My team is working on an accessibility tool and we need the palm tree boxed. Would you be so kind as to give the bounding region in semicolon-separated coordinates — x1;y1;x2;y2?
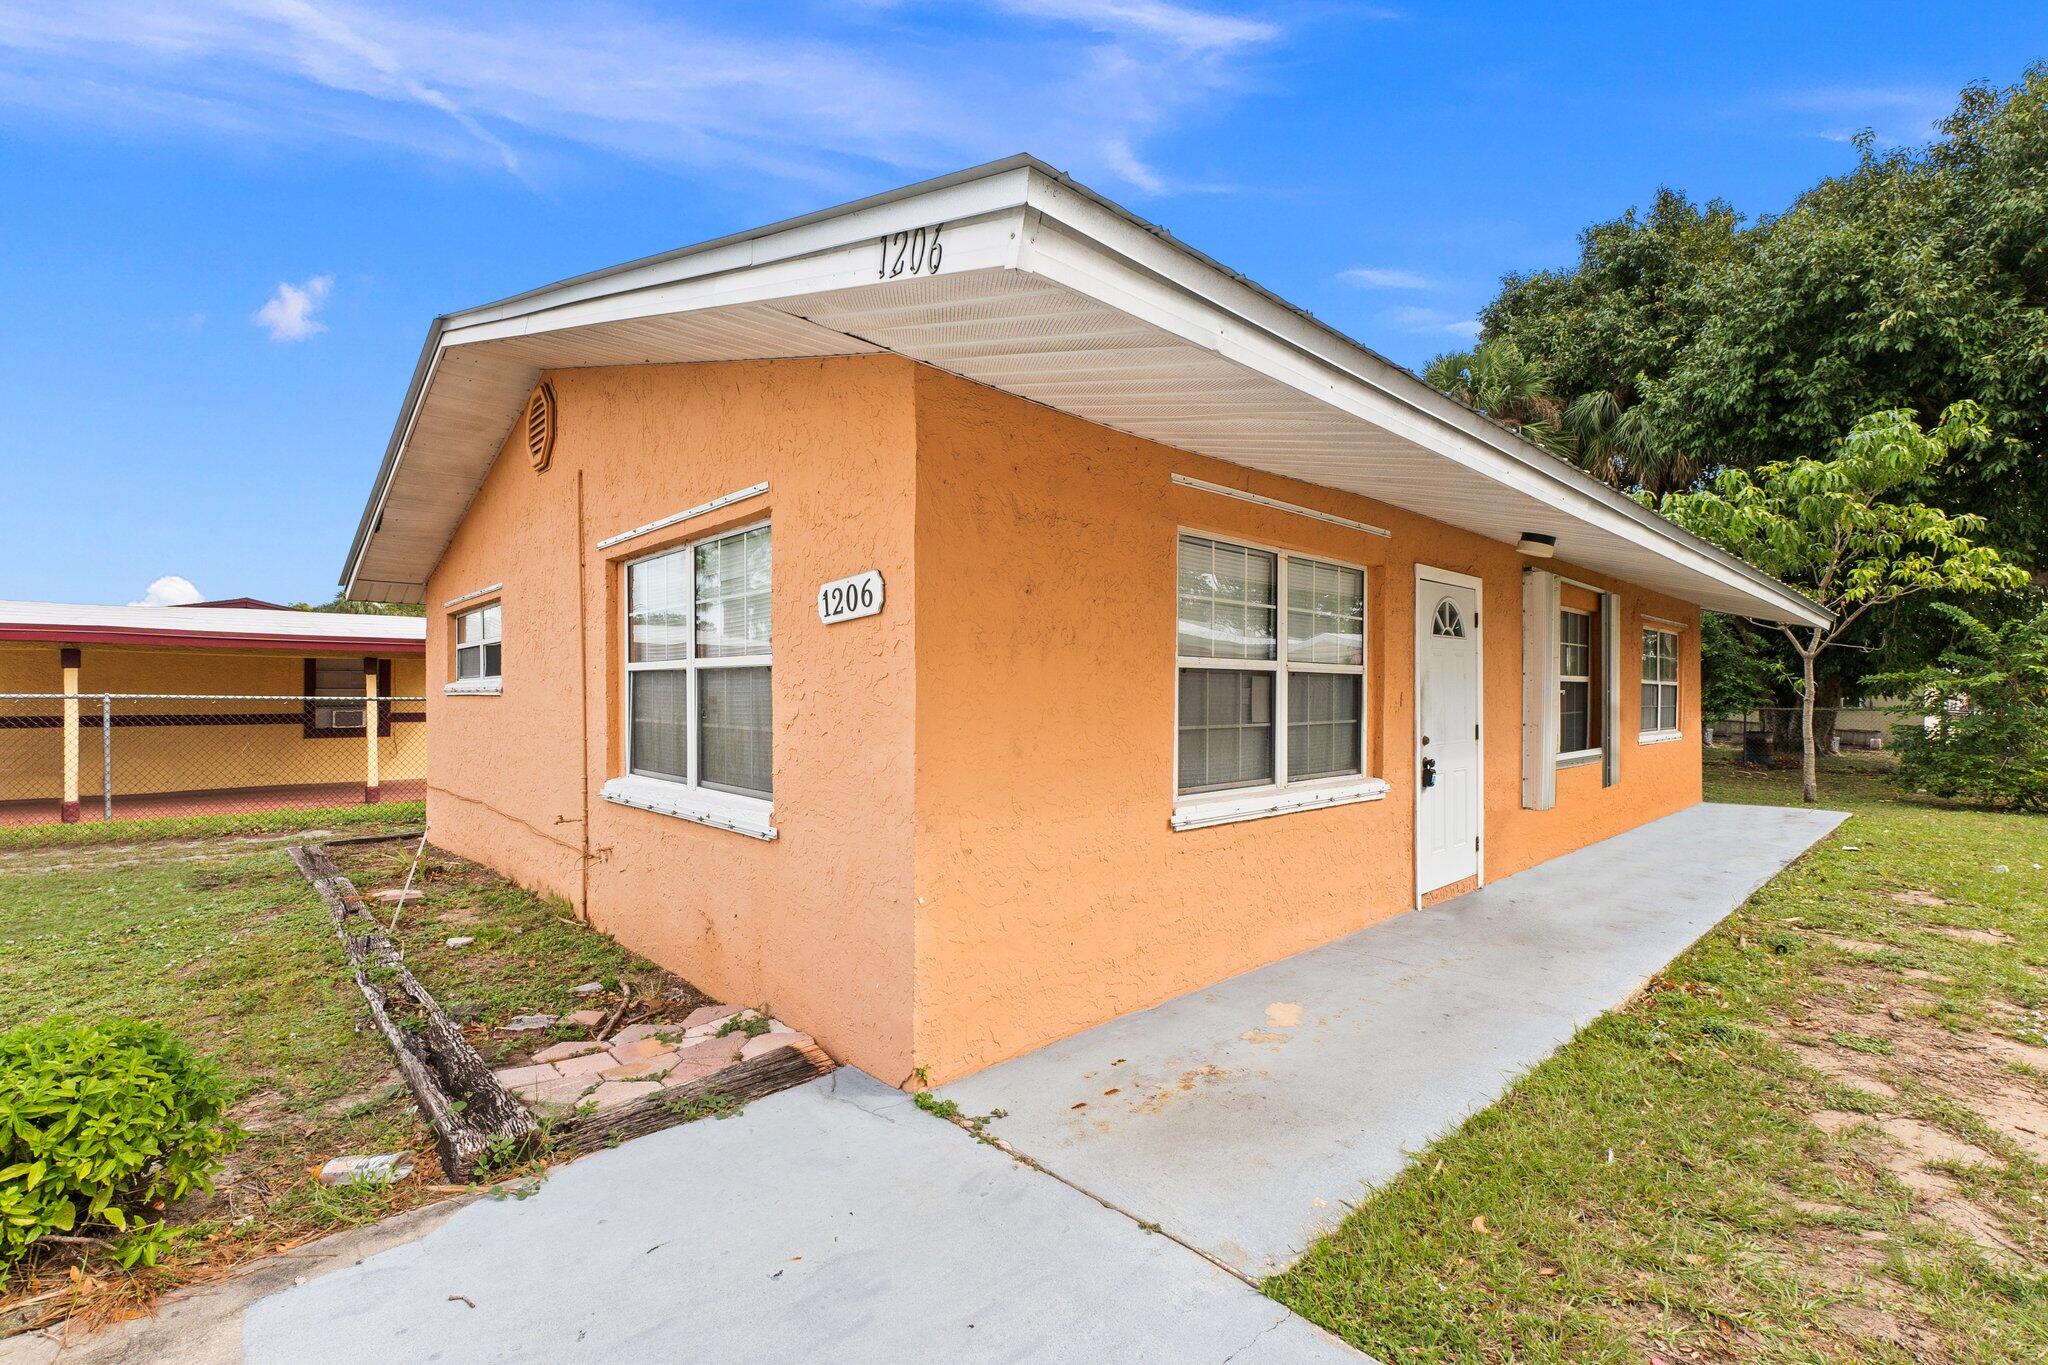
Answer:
1562;387;1701;497
1420;340;1572;457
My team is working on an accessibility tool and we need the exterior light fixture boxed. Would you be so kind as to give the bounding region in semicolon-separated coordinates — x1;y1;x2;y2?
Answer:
1517;532;1557;558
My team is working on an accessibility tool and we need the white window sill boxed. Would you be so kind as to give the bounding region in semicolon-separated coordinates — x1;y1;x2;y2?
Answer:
1556;748;1602;769
1172;776;1390;832
600;774;777;841
443;678;502;696
1638;730;1685;746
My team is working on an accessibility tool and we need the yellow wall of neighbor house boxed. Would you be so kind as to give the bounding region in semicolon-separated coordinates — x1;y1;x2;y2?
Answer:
422;357;922;1086
0;642;424;800
416;354;1703;1088
906;366;1701;1080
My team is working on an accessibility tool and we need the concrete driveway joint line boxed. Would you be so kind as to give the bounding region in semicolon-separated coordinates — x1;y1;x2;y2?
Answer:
937;801;1848;1277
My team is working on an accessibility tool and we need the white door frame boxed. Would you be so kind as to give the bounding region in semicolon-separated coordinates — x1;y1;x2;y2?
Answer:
1413;565;1485;907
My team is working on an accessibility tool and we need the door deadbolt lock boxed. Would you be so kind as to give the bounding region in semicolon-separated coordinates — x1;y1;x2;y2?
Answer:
1421;756;1438;789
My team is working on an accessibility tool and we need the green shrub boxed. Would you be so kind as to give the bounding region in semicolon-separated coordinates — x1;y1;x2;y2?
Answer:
0;1018;237;1271
1879;602;2048;811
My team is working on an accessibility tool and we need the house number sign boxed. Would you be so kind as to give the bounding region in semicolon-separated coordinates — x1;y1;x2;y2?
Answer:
818;570;885;624
877;223;944;279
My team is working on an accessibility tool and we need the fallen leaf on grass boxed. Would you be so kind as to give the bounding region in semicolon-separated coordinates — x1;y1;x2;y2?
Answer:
1471;1215;1494;1235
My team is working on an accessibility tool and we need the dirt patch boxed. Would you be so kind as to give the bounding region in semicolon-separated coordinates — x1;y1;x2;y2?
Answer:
1786;960;2048;1266
1890;890;1948;908
1923;925;2015;946
1818;934;1893;955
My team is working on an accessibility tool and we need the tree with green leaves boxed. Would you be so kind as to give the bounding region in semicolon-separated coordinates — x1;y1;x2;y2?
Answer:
1658;402;2027;802
1482;65;2048;575
1876;601;2048;811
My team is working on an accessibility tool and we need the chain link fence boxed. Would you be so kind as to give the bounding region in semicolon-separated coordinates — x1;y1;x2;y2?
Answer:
0;692;425;842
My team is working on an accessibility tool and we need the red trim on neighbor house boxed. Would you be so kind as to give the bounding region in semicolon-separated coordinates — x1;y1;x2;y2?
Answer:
59;800;80;824
364;785;381;805
0;624;424;653
59;647;81;670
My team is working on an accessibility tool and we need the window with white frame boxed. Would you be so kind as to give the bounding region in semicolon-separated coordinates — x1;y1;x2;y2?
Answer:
624;524;772;800
1641;627;1680;735
1558;607;1596;757
1175;534;1365;796
454;603;502;683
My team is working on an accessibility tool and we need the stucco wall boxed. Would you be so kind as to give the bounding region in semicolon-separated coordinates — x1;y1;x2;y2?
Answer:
415;353;1703;1087
907;367;1701;1080
422;357;922;1084
0;642;424;800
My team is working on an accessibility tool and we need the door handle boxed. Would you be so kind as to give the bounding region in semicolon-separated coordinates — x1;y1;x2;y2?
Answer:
1421;756;1437;789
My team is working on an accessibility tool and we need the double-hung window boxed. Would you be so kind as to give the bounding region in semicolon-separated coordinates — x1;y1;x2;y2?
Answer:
1174;533;1371;818
1641;627;1680;737
1558;608;1596;758
621;524;773;812
451;603;502;691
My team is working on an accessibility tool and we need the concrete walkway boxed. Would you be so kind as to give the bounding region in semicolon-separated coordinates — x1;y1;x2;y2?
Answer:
937;801;1847;1277
235;1069;1363;1364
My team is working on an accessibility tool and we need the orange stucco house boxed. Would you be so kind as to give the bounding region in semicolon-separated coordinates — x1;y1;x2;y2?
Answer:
340;158;1824;1086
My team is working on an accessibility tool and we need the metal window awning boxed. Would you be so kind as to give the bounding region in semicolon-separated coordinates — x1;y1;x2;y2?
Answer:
340;155;1826;628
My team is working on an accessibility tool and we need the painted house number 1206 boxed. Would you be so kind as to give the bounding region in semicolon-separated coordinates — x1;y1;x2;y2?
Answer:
878;223;944;279
818;570;885;624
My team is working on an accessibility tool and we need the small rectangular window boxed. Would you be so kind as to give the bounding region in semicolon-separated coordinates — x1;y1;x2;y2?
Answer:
1558;608;1595;756
1641;628;1680;736
312;658;366;731
455;603;502;683
624;524;772;799
1176;534;1365;797
305;657;389;737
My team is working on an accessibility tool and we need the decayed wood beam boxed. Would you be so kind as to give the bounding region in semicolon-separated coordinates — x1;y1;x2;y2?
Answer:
550;1040;834;1157
290;843;538;1178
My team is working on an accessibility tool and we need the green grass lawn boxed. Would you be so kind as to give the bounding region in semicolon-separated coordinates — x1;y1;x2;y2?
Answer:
1270;752;2048;1363
0;799;426;851
0;828;700;1327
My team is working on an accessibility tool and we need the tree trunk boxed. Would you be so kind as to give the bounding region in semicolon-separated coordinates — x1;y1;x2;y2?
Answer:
1799;653;1819;804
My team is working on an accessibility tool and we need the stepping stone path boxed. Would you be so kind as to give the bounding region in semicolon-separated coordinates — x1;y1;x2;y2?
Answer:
493;1006;812;1117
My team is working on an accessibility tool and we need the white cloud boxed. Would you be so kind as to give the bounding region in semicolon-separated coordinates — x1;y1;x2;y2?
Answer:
253;274;333;341
1777;84;1952;147
989;0;1278;51
1340;266;1437;290
1100;136;1166;192
130;574;204;607
1380;305;1480;337
0;0;1294;195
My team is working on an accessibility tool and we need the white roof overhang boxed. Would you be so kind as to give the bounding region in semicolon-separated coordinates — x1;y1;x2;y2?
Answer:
341;155;1825;627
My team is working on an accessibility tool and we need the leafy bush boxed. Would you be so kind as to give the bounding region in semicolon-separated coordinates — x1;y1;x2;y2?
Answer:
0;1018;237;1270
1880;602;2048;811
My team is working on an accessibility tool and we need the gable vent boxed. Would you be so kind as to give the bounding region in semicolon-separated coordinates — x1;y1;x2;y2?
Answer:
524;382;557;473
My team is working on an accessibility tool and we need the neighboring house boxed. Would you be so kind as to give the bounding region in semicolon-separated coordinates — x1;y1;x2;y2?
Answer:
339;157;1826;1086
0;600;426;822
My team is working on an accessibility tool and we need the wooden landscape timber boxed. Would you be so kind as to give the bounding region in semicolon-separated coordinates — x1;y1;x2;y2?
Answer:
548;1037;835;1157
289;842;538;1178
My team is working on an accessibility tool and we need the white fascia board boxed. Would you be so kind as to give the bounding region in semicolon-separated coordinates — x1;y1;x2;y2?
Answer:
441;176;1034;345
1016;171;1827;628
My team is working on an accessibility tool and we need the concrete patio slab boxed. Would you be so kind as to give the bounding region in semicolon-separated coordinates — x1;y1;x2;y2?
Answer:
239;1069;1365;1364
937;801;1847;1278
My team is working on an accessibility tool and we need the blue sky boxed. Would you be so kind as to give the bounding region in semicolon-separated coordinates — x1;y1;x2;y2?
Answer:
2;1;2043;606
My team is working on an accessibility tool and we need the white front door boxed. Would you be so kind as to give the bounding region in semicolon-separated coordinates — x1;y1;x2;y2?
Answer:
1416;574;1482;894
